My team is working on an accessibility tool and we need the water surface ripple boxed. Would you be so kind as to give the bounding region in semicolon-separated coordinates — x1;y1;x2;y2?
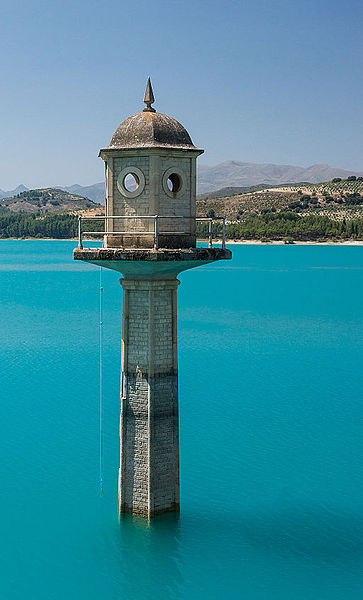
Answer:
1;241;362;599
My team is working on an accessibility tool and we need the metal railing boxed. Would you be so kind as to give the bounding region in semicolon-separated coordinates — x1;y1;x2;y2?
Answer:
77;215;226;250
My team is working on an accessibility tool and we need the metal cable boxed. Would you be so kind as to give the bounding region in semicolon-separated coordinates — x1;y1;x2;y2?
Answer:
100;266;104;495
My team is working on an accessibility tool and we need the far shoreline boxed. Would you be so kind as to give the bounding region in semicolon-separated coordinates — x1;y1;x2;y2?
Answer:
217;239;363;246
1;238;363;246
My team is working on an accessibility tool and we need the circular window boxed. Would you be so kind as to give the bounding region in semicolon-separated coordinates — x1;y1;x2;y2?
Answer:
162;167;185;198
167;173;181;194
123;172;139;192
117;166;145;198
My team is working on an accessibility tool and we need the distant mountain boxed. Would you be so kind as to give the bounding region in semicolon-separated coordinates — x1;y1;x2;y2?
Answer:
61;182;105;204
0;183;104;205
58;163;363;200
0;184;28;200
197;162;363;194
3;162;363;201
0;188;100;213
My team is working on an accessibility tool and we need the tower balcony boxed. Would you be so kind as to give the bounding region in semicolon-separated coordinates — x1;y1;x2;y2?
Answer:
76;214;227;252
73;214;231;279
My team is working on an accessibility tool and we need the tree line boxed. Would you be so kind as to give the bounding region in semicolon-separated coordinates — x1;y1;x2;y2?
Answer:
1;210;363;241
0;213;107;239
0;213;78;238
200;212;363;241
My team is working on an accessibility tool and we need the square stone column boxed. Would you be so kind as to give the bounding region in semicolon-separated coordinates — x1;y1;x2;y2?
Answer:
119;279;180;517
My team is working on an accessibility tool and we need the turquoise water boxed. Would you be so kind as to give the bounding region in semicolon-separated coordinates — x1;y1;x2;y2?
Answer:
1;241;363;599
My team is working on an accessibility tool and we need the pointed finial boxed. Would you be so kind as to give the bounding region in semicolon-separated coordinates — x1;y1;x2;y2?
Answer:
143;77;156;112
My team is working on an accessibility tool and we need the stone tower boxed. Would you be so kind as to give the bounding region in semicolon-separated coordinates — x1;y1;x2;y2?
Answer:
74;79;231;517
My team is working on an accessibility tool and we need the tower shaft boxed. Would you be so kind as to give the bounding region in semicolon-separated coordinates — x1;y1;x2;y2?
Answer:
119;279;180;517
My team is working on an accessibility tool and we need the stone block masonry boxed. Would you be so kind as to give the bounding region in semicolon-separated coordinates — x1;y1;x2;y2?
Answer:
119;279;180;517
103;150;198;249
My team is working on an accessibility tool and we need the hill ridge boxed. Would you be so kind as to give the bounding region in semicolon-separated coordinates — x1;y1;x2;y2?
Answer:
0;188;101;214
2;162;362;202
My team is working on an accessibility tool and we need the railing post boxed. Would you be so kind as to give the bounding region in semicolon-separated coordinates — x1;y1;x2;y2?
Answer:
209;218;213;248
222;216;226;250
102;215;106;248
154;215;158;250
78;217;83;249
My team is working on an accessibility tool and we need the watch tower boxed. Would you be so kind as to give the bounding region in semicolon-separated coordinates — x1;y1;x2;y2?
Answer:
74;79;231;517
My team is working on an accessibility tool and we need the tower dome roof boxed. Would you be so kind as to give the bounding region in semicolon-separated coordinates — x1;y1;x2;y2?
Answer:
102;78;201;152
107;111;197;150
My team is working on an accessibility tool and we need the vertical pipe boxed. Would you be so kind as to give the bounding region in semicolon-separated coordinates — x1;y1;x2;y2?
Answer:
78;217;83;249
147;287;154;518
222;216;226;250
100;267;103;495
172;281;180;510
108;158;114;234
209;219;213;248
190;158;196;236
119;280;129;515
154;215;159;250
149;155;160;218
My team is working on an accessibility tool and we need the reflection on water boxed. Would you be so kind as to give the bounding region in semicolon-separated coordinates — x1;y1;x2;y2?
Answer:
117;514;182;600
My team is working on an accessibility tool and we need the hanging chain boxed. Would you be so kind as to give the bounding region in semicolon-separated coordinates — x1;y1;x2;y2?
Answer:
100;266;104;495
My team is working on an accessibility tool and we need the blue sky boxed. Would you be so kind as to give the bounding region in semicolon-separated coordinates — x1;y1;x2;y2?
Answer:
0;0;362;189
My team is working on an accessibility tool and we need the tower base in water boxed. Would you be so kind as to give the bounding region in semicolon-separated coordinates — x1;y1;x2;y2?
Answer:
119;279;179;517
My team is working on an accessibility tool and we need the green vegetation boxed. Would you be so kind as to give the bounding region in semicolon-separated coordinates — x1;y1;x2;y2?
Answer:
286;177;363;196
0;213;104;239
286;191;363;212
2;210;362;242
0;213;79;238
197;212;363;241
224;213;363;241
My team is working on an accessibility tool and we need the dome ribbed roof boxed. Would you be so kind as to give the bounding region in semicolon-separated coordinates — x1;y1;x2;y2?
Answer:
107;111;197;150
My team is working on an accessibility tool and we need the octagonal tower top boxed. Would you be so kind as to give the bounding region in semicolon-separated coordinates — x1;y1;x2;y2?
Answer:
99;79;204;250
74;78;231;269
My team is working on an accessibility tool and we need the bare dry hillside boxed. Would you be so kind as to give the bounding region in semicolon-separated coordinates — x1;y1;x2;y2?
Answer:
196;179;363;222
